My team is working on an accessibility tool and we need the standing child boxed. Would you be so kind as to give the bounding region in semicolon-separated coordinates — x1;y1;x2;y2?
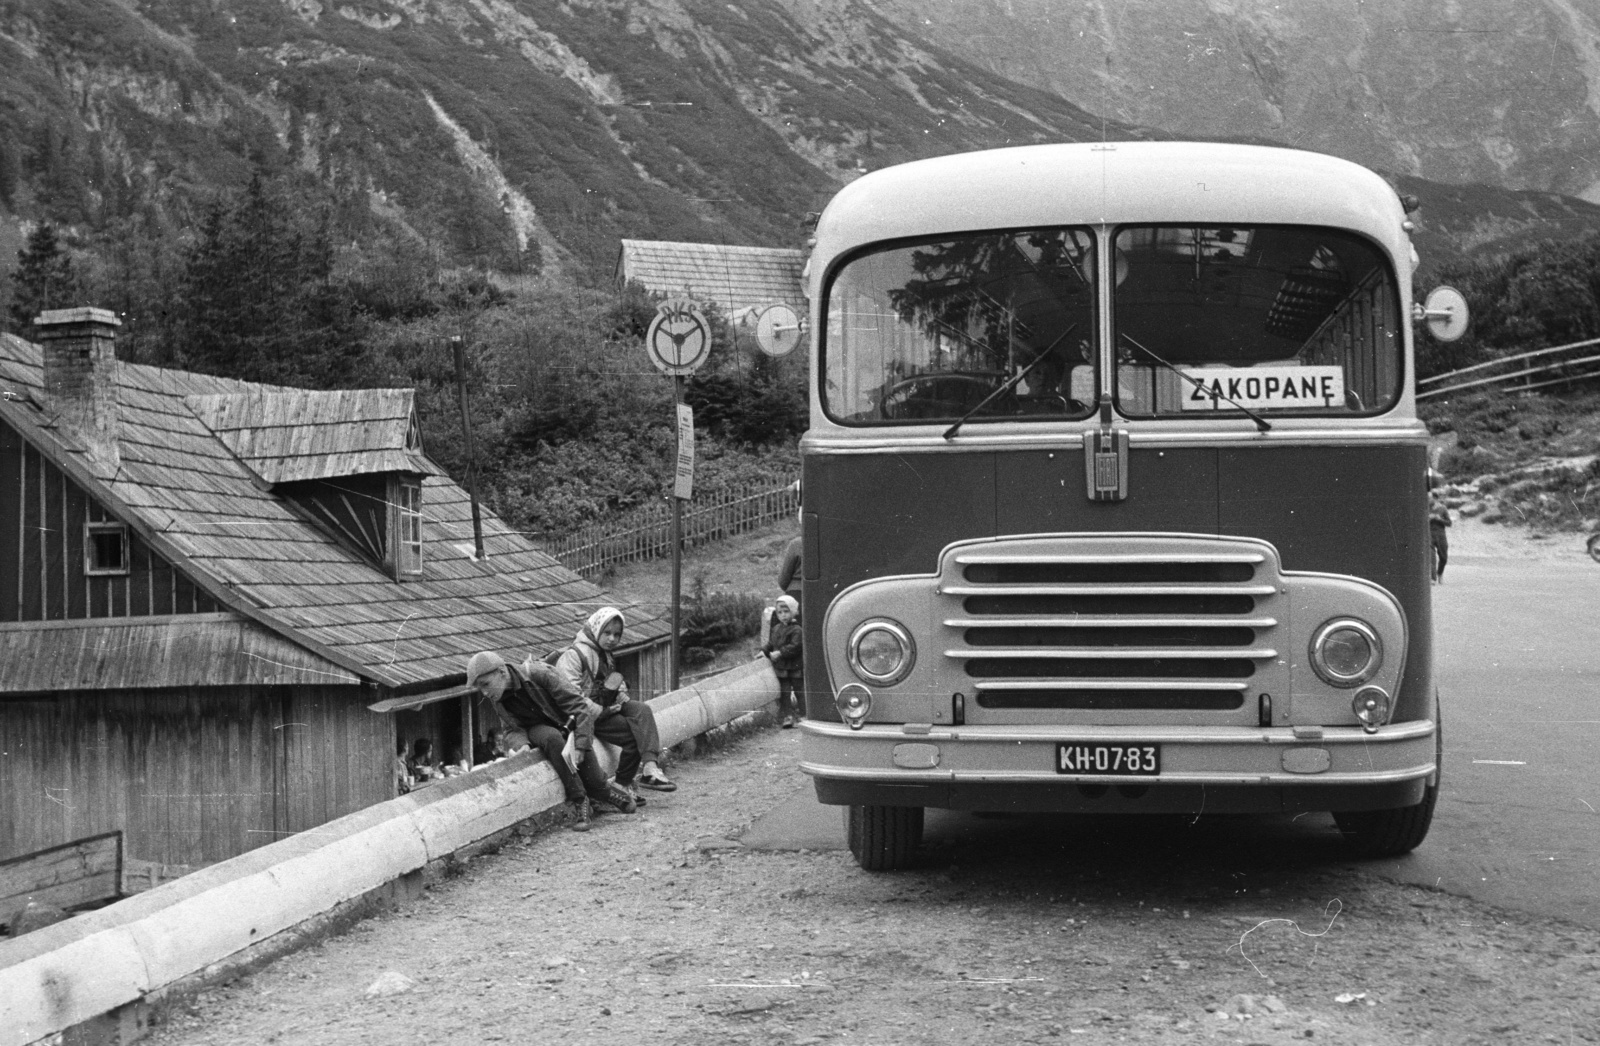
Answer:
1429;491;1452;582
763;595;804;728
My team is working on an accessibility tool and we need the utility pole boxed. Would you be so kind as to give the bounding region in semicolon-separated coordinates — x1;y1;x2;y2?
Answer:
451;336;485;561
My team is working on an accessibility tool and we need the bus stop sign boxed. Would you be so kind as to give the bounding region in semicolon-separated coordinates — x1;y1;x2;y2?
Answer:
646;299;711;376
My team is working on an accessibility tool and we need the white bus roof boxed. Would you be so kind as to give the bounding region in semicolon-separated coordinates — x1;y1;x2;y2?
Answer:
813;141;1409;274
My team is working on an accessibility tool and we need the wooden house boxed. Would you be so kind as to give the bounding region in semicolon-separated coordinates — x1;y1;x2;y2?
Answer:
0;309;671;872
615;239;806;324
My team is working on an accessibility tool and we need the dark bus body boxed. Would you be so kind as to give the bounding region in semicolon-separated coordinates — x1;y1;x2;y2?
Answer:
796;142;1442;869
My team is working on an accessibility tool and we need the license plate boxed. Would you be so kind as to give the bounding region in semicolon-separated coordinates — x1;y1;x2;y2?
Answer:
1055;743;1160;776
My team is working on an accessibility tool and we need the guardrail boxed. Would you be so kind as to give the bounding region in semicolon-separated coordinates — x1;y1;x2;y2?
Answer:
1419;335;1600;400
0;659;780;1046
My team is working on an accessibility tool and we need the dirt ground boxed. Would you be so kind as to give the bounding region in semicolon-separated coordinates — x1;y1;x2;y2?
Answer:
138;517;1600;1046
142;723;1600;1046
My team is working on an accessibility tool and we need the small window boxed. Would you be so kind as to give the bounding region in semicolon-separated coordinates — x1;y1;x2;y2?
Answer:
395;478;423;577
85;521;130;576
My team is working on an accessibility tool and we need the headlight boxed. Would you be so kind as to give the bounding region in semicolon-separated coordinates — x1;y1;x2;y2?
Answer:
835;684;872;730
848;618;916;685
1309;618;1382;688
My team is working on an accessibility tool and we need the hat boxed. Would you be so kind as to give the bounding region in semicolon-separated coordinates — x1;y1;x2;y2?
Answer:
776;595;799;615
465;651;506;685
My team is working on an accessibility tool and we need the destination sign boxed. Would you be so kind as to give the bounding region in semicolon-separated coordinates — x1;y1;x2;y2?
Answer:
1177;365;1346;411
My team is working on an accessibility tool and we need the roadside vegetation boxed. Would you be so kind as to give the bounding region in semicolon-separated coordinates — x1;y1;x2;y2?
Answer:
1;173;805;541
1424;391;1600;532
1417;232;1600;533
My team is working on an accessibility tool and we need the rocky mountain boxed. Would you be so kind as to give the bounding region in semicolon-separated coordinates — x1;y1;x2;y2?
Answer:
1;0;1599;289
874;0;1600;202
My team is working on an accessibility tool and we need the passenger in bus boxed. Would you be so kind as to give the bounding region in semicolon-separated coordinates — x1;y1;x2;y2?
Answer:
468;649;636;833
1429;492;1452;582
763;595;804;728
556;608;678;796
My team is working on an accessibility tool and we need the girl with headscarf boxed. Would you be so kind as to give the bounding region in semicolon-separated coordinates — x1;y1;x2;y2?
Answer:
762;595;804;728
555;607;677;794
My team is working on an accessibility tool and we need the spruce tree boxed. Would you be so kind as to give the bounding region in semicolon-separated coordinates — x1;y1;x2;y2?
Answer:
177;174;368;388
8;223;82;334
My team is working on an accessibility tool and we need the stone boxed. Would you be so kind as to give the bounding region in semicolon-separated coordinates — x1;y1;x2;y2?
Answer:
364;971;417;997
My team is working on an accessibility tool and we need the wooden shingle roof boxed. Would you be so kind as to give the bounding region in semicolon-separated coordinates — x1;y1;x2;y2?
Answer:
187;388;442;485
0;334;669;692
615;239;806;321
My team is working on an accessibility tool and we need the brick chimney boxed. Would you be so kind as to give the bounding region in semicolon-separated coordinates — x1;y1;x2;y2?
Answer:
33;307;122;470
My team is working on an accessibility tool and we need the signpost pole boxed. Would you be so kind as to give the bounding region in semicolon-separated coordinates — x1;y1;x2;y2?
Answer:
670;374;684;692
644;298;709;693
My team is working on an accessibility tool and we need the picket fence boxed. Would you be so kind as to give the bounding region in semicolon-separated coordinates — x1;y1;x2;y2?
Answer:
545;478;800;578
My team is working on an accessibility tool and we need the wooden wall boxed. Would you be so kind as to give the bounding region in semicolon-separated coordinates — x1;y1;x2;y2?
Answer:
0;685;393;866
623;641;674;699
1;419;219;622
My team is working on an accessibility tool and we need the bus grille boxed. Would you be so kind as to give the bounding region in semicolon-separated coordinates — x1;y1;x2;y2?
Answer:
941;538;1282;713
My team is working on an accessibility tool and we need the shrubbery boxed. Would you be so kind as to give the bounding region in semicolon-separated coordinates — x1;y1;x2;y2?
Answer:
4;171;807;542
1426;232;1600;379
678;576;767;666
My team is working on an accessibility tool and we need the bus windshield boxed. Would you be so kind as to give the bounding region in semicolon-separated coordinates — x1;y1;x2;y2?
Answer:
823;223;1403;425
824;228;1098;424
1113;224;1402;417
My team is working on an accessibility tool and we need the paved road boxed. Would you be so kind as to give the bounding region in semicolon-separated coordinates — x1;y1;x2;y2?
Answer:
745;541;1600;929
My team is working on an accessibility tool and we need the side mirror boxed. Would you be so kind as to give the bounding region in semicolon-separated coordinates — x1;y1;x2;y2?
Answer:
1414;285;1469;342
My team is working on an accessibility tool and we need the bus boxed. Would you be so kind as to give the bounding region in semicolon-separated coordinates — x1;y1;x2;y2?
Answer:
796;141;1457;870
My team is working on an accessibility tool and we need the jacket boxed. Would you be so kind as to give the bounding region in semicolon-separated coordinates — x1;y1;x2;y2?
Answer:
556;606;629;711
763;618;803;677
777;536;803;599
495;662;594;750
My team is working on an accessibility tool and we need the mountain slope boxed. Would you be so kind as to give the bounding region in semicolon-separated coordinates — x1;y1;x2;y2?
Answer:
0;0;1146;281
1;0;1599;290
872;0;1600;201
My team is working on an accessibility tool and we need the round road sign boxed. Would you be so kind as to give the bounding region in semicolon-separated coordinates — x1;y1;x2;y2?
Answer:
645;299;711;376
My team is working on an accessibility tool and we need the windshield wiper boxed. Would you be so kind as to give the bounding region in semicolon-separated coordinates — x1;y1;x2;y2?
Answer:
943;324;1079;440
1118;333;1272;432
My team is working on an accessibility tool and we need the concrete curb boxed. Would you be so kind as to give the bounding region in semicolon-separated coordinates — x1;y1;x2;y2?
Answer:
0;659;778;1046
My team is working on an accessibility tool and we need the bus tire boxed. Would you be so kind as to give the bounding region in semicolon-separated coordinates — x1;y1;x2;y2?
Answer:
1333;706;1442;857
848;804;924;870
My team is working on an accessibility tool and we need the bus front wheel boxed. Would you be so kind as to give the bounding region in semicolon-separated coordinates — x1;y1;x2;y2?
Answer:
848;804;924;870
1333;711;1442;857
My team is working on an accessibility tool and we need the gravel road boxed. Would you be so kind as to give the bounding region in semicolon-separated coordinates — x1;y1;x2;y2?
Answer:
143;722;1600;1046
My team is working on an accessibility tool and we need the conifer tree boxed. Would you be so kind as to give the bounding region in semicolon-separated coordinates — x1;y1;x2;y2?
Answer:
177;174;368;388
7;223;82;334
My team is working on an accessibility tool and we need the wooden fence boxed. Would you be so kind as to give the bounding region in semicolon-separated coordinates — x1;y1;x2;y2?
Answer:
1420;335;1600;400
545;478;800;578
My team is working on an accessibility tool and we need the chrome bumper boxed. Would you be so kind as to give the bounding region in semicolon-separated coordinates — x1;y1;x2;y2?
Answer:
799;719;1438;813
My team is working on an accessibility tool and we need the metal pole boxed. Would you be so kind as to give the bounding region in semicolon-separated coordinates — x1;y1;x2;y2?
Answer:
451;336;485;560
670;374;683;691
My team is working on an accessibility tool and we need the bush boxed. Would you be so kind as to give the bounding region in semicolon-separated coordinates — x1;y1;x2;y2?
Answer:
679;576;766;654
1439;444;1500;479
